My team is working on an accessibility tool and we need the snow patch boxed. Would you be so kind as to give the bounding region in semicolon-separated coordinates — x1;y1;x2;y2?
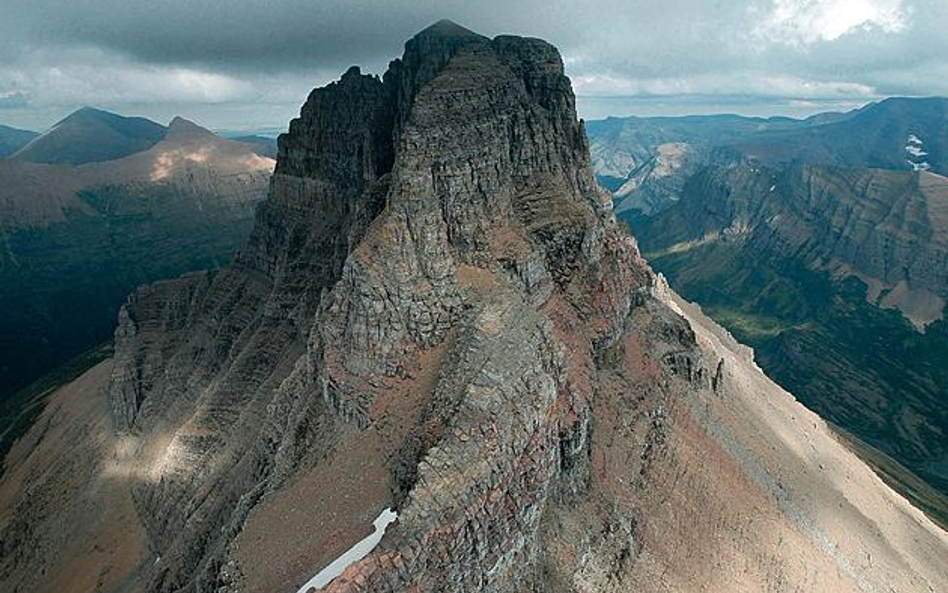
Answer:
296;508;398;593
906;134;931;172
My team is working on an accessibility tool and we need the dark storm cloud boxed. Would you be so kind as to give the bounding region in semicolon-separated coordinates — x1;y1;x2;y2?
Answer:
5;0;567;72
1;0;946;129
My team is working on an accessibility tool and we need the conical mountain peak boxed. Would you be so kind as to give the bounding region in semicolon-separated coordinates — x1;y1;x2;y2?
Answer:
415;19;483;40
11;106;167;165
165;116;216;141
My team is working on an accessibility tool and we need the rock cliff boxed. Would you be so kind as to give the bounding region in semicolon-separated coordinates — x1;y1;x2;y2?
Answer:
1;21;946;593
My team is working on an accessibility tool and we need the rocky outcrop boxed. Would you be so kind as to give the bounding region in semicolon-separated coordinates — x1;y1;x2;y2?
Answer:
2;21;946;593
99;24;645;591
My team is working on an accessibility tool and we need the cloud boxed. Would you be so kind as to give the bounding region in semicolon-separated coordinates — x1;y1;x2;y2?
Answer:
0;46;253;105
0;91;28;109
0;0;944;129
573;73;876;99
753;0;911;46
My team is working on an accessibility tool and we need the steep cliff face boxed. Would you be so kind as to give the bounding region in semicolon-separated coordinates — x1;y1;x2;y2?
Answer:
2;22;946;593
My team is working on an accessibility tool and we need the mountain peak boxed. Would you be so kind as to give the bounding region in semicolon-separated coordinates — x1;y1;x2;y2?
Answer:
168;115;194;127
416;19;481;39
56;106;141;127
165;116;215;141
71;105;105;116
400;19;489;67
70;105;110;118
12;107;167;165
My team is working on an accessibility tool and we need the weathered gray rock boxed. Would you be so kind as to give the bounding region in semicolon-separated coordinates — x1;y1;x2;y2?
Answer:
96;22;653;592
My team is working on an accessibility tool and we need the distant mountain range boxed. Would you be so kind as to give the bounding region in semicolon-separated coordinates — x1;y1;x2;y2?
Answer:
590;97;948;215
725;97;948;174
587;111;844;214
2;108;279;164
588;97;948;505
0;108;275;457
227;134;279;158
0;124;39;158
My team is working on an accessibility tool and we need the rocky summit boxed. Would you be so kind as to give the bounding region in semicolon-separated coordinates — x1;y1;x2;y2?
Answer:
1;21;946;593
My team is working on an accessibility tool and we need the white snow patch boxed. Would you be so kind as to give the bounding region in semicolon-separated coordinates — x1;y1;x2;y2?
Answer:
296;508;397;593
906;134;931;171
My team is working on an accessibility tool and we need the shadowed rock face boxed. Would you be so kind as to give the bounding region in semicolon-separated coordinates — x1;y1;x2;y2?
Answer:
2;22;947;593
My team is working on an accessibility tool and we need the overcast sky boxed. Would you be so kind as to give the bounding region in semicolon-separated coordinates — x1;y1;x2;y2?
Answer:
1;0;946;131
